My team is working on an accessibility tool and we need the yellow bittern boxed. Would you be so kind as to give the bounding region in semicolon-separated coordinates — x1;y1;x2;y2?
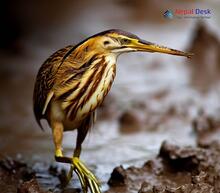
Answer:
33;29;191;193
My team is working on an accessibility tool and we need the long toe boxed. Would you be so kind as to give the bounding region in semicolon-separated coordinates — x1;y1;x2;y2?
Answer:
72;157;101;193
74;168;88;193
66;165;74;184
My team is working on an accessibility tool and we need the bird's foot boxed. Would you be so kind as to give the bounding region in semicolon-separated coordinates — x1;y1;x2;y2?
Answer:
55;149;72;164
67;157;101;193
54;150;101;193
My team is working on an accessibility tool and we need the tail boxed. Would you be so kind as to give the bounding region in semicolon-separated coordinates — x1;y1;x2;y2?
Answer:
35;116;45;131
33;104;45;131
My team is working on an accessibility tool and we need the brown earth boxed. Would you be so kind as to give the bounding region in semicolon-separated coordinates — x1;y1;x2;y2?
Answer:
107;140;220;193
2;133;220;193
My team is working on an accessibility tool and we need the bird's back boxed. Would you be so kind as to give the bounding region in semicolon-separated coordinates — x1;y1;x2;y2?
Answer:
33;45;74;128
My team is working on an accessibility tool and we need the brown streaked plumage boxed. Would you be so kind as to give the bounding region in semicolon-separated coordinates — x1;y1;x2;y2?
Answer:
33;29;192;193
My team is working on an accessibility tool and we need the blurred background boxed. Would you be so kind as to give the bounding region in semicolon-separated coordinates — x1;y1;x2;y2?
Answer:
0;0;220;191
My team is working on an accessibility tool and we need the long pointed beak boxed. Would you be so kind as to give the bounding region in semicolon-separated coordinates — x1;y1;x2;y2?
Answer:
130;39;193;58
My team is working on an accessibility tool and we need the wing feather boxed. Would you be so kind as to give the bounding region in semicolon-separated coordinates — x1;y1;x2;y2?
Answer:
33;45;74;129
33;39;95;130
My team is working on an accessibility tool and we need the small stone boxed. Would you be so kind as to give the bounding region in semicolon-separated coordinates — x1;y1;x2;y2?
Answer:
108;166;127;186
17;178;47;193
119;110;145;133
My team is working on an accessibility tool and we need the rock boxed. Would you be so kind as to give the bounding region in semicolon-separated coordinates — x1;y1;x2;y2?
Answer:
138;181;214;193
0;157;35;193
138;182;154;193
119;110;146;133
108;166;127;186
192;111;220;147
106;141;220;193
188;22;220;91
18;179;48;193
159;141;199;171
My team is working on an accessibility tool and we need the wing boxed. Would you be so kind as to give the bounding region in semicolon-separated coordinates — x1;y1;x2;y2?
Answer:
33;38;97;129
33;45;74;129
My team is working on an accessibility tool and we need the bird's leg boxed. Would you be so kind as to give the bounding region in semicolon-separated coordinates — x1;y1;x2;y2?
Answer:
67;117;101;193
52;121;72;164
51;117;101;192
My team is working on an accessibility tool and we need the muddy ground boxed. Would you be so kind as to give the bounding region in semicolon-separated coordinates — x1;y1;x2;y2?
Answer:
2;119;220;193
1;21;220;193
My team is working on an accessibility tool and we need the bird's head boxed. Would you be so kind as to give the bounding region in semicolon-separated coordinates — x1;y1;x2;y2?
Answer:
86;29;192;58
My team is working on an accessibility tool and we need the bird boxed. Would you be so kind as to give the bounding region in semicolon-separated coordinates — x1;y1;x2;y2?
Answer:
33;29;192;193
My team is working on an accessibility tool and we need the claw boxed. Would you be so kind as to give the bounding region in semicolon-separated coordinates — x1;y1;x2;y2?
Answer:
88;178;96;193
56;155;101;193
76;159;100;185
89;178;101;193
66;165;74;184
71;157;101;193
74;168;88;193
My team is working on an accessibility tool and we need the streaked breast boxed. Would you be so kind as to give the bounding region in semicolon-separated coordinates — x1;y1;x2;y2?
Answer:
62;54;117;122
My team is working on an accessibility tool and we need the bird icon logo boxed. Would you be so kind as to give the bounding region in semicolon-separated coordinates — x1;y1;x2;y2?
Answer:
164;10;174;19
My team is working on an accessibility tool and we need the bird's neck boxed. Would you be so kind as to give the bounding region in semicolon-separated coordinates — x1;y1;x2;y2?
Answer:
103;53;118;66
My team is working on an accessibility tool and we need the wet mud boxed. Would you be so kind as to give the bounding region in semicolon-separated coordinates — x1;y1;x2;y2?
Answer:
107;101;220;193
107;140;220;193
2;135;220;193
0;157;37;193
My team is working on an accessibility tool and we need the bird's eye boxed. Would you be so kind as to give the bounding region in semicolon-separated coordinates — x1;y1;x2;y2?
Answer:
121;38;131;44
103;41;110;46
